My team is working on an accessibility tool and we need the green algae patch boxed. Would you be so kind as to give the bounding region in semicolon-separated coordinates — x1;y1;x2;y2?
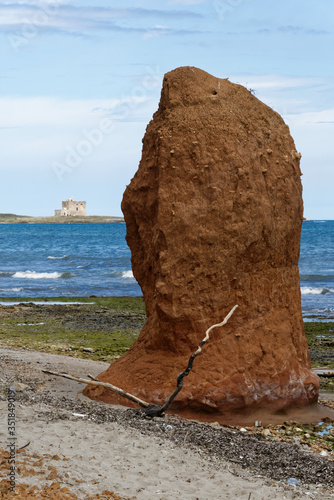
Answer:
1;304;333;370
0;296;145;312
304;322;334;348
0;297;145;363
303;322;334;391
304;322;334;369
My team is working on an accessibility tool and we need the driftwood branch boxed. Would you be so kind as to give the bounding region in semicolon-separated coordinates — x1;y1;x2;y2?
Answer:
42;304;238;418
144;304;239;417
42;369;151;408
315;371;334;378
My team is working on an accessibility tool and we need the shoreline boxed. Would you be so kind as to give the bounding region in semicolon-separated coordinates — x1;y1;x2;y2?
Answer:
1;345;334;499
0;296;333;366
0;215;124;224
0;298;333;498
0;297;333;413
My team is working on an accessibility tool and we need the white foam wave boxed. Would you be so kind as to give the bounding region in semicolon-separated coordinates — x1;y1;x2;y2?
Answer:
13;271;63;280
0;287;24;292
48;255;68;260
122;270;134;279
301;286;334;295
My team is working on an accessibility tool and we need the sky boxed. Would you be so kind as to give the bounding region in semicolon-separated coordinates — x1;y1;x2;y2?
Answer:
0;0;333;219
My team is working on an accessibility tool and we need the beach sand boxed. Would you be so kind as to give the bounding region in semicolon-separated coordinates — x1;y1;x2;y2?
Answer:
1;346;334;500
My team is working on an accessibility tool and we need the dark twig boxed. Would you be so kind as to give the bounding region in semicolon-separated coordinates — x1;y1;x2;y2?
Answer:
41;305;238;418
144;305;238;417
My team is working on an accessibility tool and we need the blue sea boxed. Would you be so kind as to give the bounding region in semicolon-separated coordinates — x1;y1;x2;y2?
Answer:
0;223;141;298
0;221;333;319
299;220;334;320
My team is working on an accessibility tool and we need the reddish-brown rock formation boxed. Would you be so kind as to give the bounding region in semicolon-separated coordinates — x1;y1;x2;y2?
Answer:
84;66;319;421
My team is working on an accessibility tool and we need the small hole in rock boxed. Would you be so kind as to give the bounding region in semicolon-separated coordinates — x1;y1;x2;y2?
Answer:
212;90;217;95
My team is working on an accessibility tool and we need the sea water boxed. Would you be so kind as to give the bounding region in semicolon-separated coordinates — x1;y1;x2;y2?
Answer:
0;221;333;319
300;220;334;319
0;223;141;298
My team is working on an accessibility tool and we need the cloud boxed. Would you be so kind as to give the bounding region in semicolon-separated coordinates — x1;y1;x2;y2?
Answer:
225;74;334;119
287;108;334;127
228;74;328;91
0;97;113;128
251;24;329;36
0;95;157;129
167;0;207;4
0;2;202;39
142;24;204;39
278;25;329;36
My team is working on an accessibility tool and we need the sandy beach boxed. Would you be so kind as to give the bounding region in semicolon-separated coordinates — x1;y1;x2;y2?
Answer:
1;346;334;500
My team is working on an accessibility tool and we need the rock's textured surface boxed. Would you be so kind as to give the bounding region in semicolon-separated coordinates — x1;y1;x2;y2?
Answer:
84;67;319;420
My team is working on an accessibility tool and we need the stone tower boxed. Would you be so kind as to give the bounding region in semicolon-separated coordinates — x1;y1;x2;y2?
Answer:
55;198;86;216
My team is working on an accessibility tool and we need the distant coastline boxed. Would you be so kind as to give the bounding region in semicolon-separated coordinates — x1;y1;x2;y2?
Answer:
0;214;124;224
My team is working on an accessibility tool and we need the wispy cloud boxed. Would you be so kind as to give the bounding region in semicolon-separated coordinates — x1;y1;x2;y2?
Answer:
142;24;205;39
278;25;329;36
227;74;331;91
167;0;207;4
226;74;334;118
229;74;328;91
0;95;156;129
0;97;106;128
287;108;334;127
0;2;202;38
256;25;329;36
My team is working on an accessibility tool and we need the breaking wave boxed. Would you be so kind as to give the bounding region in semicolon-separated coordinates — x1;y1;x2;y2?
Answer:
122;270;134;279
301;286;334;295
12;271;73;280
0;287;24;292
47;255;68;260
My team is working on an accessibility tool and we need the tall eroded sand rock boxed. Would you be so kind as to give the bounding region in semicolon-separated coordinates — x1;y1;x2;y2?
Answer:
84;67;319;419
